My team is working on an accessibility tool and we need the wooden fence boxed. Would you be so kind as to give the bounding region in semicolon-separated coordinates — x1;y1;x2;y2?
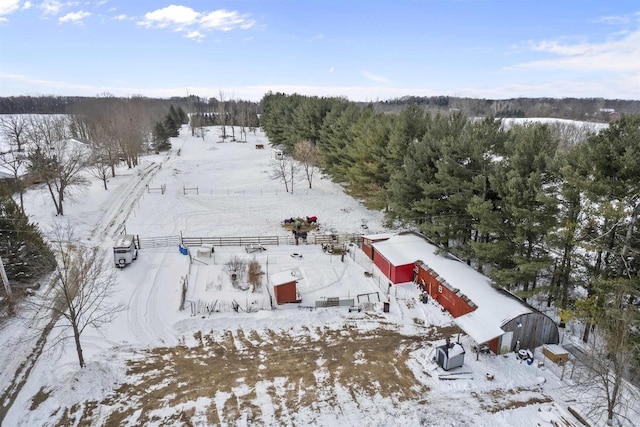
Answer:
133;233;363;249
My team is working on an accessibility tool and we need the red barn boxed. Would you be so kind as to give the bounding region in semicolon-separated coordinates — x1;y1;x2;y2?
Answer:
272;268;302;304
370;233;423;284
361;233;395;260
366;232;559;354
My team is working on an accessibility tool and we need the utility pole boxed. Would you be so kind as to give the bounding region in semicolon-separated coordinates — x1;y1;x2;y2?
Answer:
0;256;13;313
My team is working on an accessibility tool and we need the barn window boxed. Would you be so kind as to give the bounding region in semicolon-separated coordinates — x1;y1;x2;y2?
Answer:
438;285;442;293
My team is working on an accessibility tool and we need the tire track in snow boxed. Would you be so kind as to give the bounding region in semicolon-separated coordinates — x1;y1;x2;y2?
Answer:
90;161;162;239
1;159;165;421
126;250;177;345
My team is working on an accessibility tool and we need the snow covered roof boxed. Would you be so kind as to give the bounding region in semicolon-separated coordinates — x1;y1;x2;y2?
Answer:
362;233;395;241
374;233;532;343
371;234;424;265
271;267;303;287
453;311;505;344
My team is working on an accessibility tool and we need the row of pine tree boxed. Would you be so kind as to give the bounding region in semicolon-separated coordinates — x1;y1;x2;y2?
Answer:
260;92;639;346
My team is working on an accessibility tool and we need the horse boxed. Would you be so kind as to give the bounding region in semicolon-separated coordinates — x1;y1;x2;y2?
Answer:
292;230;308;245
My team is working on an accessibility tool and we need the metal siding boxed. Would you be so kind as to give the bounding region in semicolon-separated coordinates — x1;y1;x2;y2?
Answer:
501;313;559;351
395;263;415;283
373;251;393;282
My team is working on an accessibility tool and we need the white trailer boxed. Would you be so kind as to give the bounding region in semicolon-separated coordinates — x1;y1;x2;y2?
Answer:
113;234;138;268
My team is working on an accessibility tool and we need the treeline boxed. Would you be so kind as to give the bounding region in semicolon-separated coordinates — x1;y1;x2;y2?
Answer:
0;95;263;118
378;96;640;121
261;92;639;343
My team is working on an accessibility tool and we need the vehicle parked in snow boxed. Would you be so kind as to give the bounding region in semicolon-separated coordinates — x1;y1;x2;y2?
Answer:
113;234;138;268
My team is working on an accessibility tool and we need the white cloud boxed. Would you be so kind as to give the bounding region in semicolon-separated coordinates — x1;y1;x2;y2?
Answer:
329;67;334;74
138;4;199;30
40;0;63;15
595;11;640;25
200;9;254;31
510;21;640;74
186;30;204;42
138;5;254;39
58;10;89;25
0;0;21;16
362;71;390;83
112;14;129;21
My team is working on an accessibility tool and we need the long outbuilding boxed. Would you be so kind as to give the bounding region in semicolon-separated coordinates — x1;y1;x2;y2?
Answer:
368;232;559;354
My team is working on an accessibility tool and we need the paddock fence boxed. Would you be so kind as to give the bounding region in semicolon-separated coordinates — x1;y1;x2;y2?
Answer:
132;233;363;250
137;235;181;249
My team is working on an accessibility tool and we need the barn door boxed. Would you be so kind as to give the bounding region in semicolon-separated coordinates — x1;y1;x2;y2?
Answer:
500;331;513;354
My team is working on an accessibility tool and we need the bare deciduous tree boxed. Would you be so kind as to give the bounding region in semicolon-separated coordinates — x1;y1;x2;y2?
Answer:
218;91;228;141
88;150;111;191
269;156;299;193
0;114;28;152
294;140;319;189
29;224;125;368
575;278;640;426
247;260;263;292
28;140;90;216
224;256;247;289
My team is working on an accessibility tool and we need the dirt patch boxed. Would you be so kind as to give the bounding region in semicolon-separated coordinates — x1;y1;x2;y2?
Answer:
281;217;319;233
29;387;52;411
472;386;552;413
50;326;429;425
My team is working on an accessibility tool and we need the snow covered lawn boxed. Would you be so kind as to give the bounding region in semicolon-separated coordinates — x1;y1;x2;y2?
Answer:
1;126;620;426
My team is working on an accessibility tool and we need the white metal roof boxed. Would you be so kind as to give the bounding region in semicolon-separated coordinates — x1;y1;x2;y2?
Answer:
373;233;532;343
362;233;395;241
271;267;303;287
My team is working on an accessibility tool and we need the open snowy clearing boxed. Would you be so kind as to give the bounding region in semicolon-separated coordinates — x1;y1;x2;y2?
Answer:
0;123;628;426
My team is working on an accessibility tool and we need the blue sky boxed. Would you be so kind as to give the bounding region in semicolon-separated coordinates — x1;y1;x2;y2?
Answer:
0;1;638;101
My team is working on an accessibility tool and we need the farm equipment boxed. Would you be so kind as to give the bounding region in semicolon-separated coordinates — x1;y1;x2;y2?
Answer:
245;244;267;253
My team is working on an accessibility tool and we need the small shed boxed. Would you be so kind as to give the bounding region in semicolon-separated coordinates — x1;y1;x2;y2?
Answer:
435;342;465;371
272;268;302;304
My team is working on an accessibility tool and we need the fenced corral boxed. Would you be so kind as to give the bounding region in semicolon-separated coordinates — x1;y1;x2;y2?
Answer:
129;233;362;250
183;186;199;195
182;236;281;247
181;233;362;248
146;183;166;194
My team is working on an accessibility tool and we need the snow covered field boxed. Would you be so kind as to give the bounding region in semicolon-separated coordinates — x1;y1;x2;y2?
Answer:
0;124;630;426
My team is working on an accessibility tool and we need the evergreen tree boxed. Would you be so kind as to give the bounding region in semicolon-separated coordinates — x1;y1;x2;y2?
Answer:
345;107;392;209
573;115;640;342
544;147;588;310
292;96;332;146
163;114;179;137
0;189;56;283
475;123;560;297
413;112;470;248
317;100;360;182
151;122;172;151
